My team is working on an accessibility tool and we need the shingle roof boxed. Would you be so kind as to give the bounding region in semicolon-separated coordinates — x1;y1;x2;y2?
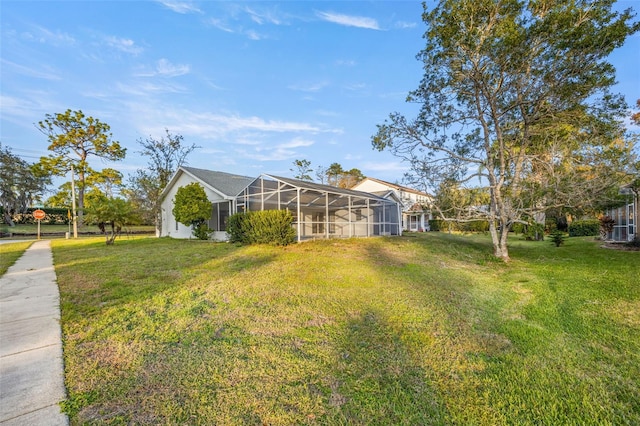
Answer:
182;167;254;197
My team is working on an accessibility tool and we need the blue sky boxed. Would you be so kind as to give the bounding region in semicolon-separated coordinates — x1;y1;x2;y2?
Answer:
2;1;639;188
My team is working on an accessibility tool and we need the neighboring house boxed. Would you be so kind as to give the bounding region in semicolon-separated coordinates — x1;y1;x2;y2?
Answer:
160;167;403;241
352;177;432;232
605;183;638;242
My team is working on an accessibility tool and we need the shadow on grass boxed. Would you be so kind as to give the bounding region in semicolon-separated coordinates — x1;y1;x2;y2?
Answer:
329;309;446;425
53;237;278;321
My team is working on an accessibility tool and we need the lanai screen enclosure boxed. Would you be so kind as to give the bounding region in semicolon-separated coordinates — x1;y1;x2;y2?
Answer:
235;175;402;241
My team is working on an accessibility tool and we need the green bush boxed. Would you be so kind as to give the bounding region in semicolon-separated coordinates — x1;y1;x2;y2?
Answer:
227;210;296;246
428;219;442;231
428;219;488;233
568;220;600;237
550;230;566;247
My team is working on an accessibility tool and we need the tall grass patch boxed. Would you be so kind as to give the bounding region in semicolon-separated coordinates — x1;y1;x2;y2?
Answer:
53;234;639;425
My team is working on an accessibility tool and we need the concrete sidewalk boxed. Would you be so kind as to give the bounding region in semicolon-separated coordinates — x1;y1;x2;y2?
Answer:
0;240;68;425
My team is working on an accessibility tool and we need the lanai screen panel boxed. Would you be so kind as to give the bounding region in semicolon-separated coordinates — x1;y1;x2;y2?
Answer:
236;175;401;241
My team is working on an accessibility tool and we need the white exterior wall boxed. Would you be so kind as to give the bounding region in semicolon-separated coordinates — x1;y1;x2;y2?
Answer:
353;178;431;232
160;172;226;239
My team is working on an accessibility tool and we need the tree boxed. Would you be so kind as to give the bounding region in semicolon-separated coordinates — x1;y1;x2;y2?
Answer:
172;183;212;240
290;159;313;181
85;196;139;245
324;163;365;188
373;0;639;261
0;144;50;226
126;129;197;233
37;109;126;227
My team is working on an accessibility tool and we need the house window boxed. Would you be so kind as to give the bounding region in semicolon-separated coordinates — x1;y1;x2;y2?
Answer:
312;212;325;234
209;201;231;232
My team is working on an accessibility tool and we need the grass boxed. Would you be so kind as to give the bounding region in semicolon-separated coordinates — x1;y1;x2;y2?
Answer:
1;223;154;237
51;233;640;425
0;241;33;275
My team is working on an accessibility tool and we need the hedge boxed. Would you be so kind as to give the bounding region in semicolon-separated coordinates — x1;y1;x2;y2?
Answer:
227;210;296;246
568;220;600;237
428;219;489;232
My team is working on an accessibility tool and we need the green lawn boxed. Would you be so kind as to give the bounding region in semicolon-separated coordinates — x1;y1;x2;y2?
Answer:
51;233;639;425
0;241;33;275
1;223;154;237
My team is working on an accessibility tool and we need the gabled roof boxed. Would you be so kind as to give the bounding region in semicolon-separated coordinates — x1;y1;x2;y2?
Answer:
183;167;254;196
357;176;432;198
161;167;254;200
263;174;394;202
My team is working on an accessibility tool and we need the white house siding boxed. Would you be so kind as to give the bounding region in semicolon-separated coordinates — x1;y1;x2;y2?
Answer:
352;178;432;232
160;172;226;239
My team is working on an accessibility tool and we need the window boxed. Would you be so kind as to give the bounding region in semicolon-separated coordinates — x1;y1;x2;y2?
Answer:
209;201;231;231
312;212;325;234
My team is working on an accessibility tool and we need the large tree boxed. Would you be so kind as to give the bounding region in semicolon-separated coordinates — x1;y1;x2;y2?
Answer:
373;0;639;261
38;109;126;226
126;129;197;233
290;159;313;181
0;144;50;225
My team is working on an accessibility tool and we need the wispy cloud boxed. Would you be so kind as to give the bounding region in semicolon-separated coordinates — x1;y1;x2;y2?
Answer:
1;59;62;80
116;81;187;96
245;6;284;25
316;11;380;30
208;18;235;33
157;0;201;14
395;21;417;29
21;24;76;47
243;137;315;161
133;59;190;77
156;58;190;77
288;81;330;93
105;36;143;55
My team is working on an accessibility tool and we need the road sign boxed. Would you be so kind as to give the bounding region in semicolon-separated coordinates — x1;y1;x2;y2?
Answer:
33;209;46;220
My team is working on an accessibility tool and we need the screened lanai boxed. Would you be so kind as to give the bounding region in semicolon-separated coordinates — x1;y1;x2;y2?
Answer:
235;175;402;241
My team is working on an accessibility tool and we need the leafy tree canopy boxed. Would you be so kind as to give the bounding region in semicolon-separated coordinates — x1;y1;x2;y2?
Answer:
0;143;51;226
172;182;212;239
37;109;126;226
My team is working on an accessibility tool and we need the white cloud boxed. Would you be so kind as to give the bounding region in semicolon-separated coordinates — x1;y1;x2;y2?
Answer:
395;21;417;29
288;81;330;92
156;58;190;77
245;6;284;25
157;1;201;14
22;25;76;47
316;11;380;30
1;59;61;80
208;18;235;33
105;36;143;55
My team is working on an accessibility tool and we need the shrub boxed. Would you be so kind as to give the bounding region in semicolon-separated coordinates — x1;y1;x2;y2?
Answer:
428;219;488;233
598;215;615;240
227;210;296;246
550;230;566;247
568;220;600;237
626;235;640;248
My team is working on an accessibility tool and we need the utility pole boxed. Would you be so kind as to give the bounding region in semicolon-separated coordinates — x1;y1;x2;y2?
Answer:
71;164;78;238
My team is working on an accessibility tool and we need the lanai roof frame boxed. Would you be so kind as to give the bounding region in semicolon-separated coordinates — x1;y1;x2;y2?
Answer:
236;174;402;241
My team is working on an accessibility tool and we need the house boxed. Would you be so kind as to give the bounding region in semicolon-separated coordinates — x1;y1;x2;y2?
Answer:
160;167;403;241
160;167;254;240
605;182;638;242
351;177;432;232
